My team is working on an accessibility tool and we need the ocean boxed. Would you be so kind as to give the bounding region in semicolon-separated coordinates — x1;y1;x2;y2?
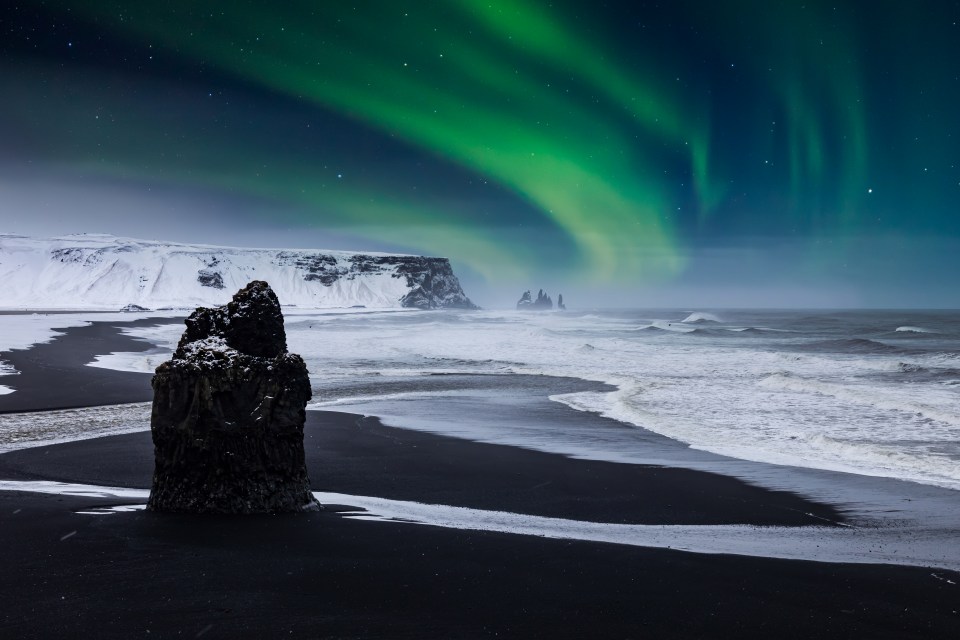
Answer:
292;308;960;491
5;306;960;570
89;308;960;492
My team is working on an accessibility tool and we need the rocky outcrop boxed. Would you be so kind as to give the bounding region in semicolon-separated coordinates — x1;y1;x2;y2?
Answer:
557;294;566;311
278;253;479;309
147;280;318;514
517;289;554;310
393;257;480;310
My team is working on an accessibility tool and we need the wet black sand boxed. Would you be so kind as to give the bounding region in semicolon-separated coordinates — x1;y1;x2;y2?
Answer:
1;322;958;638
0;410;843;527
0;316;182;412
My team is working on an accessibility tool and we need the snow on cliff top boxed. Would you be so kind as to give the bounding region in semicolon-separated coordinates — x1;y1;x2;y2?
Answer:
0;233;470;311
0;232;422;259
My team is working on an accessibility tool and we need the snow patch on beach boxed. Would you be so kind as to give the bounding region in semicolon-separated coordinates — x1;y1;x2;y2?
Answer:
0;311;182;379
0;311;182;353
89;349;173;374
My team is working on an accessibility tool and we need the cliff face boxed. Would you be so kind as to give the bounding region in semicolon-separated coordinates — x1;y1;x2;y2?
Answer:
0;233;479;310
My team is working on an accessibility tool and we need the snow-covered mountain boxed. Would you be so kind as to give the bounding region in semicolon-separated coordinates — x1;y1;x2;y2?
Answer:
0;234;478;310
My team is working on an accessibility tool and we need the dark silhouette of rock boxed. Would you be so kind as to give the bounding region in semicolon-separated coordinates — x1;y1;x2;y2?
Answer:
516;289;554;310
197;268;225;289
558;294;566;311
148;280;318;514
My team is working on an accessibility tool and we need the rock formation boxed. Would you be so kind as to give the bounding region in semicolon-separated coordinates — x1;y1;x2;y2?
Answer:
557;294;566;311
517;289;554;310
147;280;318;514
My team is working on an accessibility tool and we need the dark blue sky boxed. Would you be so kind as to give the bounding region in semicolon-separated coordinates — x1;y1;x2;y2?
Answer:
1;1;958;307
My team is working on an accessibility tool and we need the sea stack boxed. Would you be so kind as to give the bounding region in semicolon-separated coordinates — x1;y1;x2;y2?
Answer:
516;289;554;310
147;280;318;513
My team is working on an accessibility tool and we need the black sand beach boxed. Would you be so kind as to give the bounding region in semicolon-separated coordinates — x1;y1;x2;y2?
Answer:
1;322;959;638
0;317;181;412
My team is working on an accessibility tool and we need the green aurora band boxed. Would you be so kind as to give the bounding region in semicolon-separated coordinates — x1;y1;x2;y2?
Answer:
5;0;955;289
82;0;715;281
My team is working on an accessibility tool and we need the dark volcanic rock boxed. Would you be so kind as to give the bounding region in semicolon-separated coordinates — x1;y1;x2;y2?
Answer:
197;268;225;289
148;280;318;514
516;289;553;310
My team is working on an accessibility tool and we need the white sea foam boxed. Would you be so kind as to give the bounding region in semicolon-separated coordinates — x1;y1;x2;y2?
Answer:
896;326;936;333
1;479;957;570
308;389;464;409
311;491;960;570
0;480;149;499
0;403;150;453
0;385;13;395
757;373;960;429
0;311;183;354
33;308;960;492
0;310;183;382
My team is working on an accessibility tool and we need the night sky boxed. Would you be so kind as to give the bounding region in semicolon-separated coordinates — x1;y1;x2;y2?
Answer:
1;1;958;307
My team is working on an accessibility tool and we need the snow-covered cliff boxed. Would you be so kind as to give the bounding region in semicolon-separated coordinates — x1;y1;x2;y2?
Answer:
0;234;478;310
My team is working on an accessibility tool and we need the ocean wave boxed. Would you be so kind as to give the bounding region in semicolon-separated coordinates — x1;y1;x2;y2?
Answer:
796;433;960;489
685;327;731;337
896;326;938;334
796;338;918;355
632;322;695;333
758;373;960;428
308;389;464;409
60;307;960;492
728;326;794;334
895;362;960;382
681;312;722;324
424;356;523;368
552;382;960;491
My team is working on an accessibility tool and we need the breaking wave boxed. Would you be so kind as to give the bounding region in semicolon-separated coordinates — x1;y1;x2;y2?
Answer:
896;326;937;334
758;373;960;428
681;312;722;324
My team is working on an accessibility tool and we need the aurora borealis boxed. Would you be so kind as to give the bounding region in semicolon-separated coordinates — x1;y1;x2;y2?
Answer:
1;1;958;306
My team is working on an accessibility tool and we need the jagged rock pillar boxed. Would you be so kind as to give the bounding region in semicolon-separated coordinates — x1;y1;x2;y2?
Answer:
147;280;318;513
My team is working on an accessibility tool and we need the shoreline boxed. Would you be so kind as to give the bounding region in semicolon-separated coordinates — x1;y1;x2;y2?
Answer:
1;319;959;637
0;316;182;413
2;414;959;638
0;410;845;527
